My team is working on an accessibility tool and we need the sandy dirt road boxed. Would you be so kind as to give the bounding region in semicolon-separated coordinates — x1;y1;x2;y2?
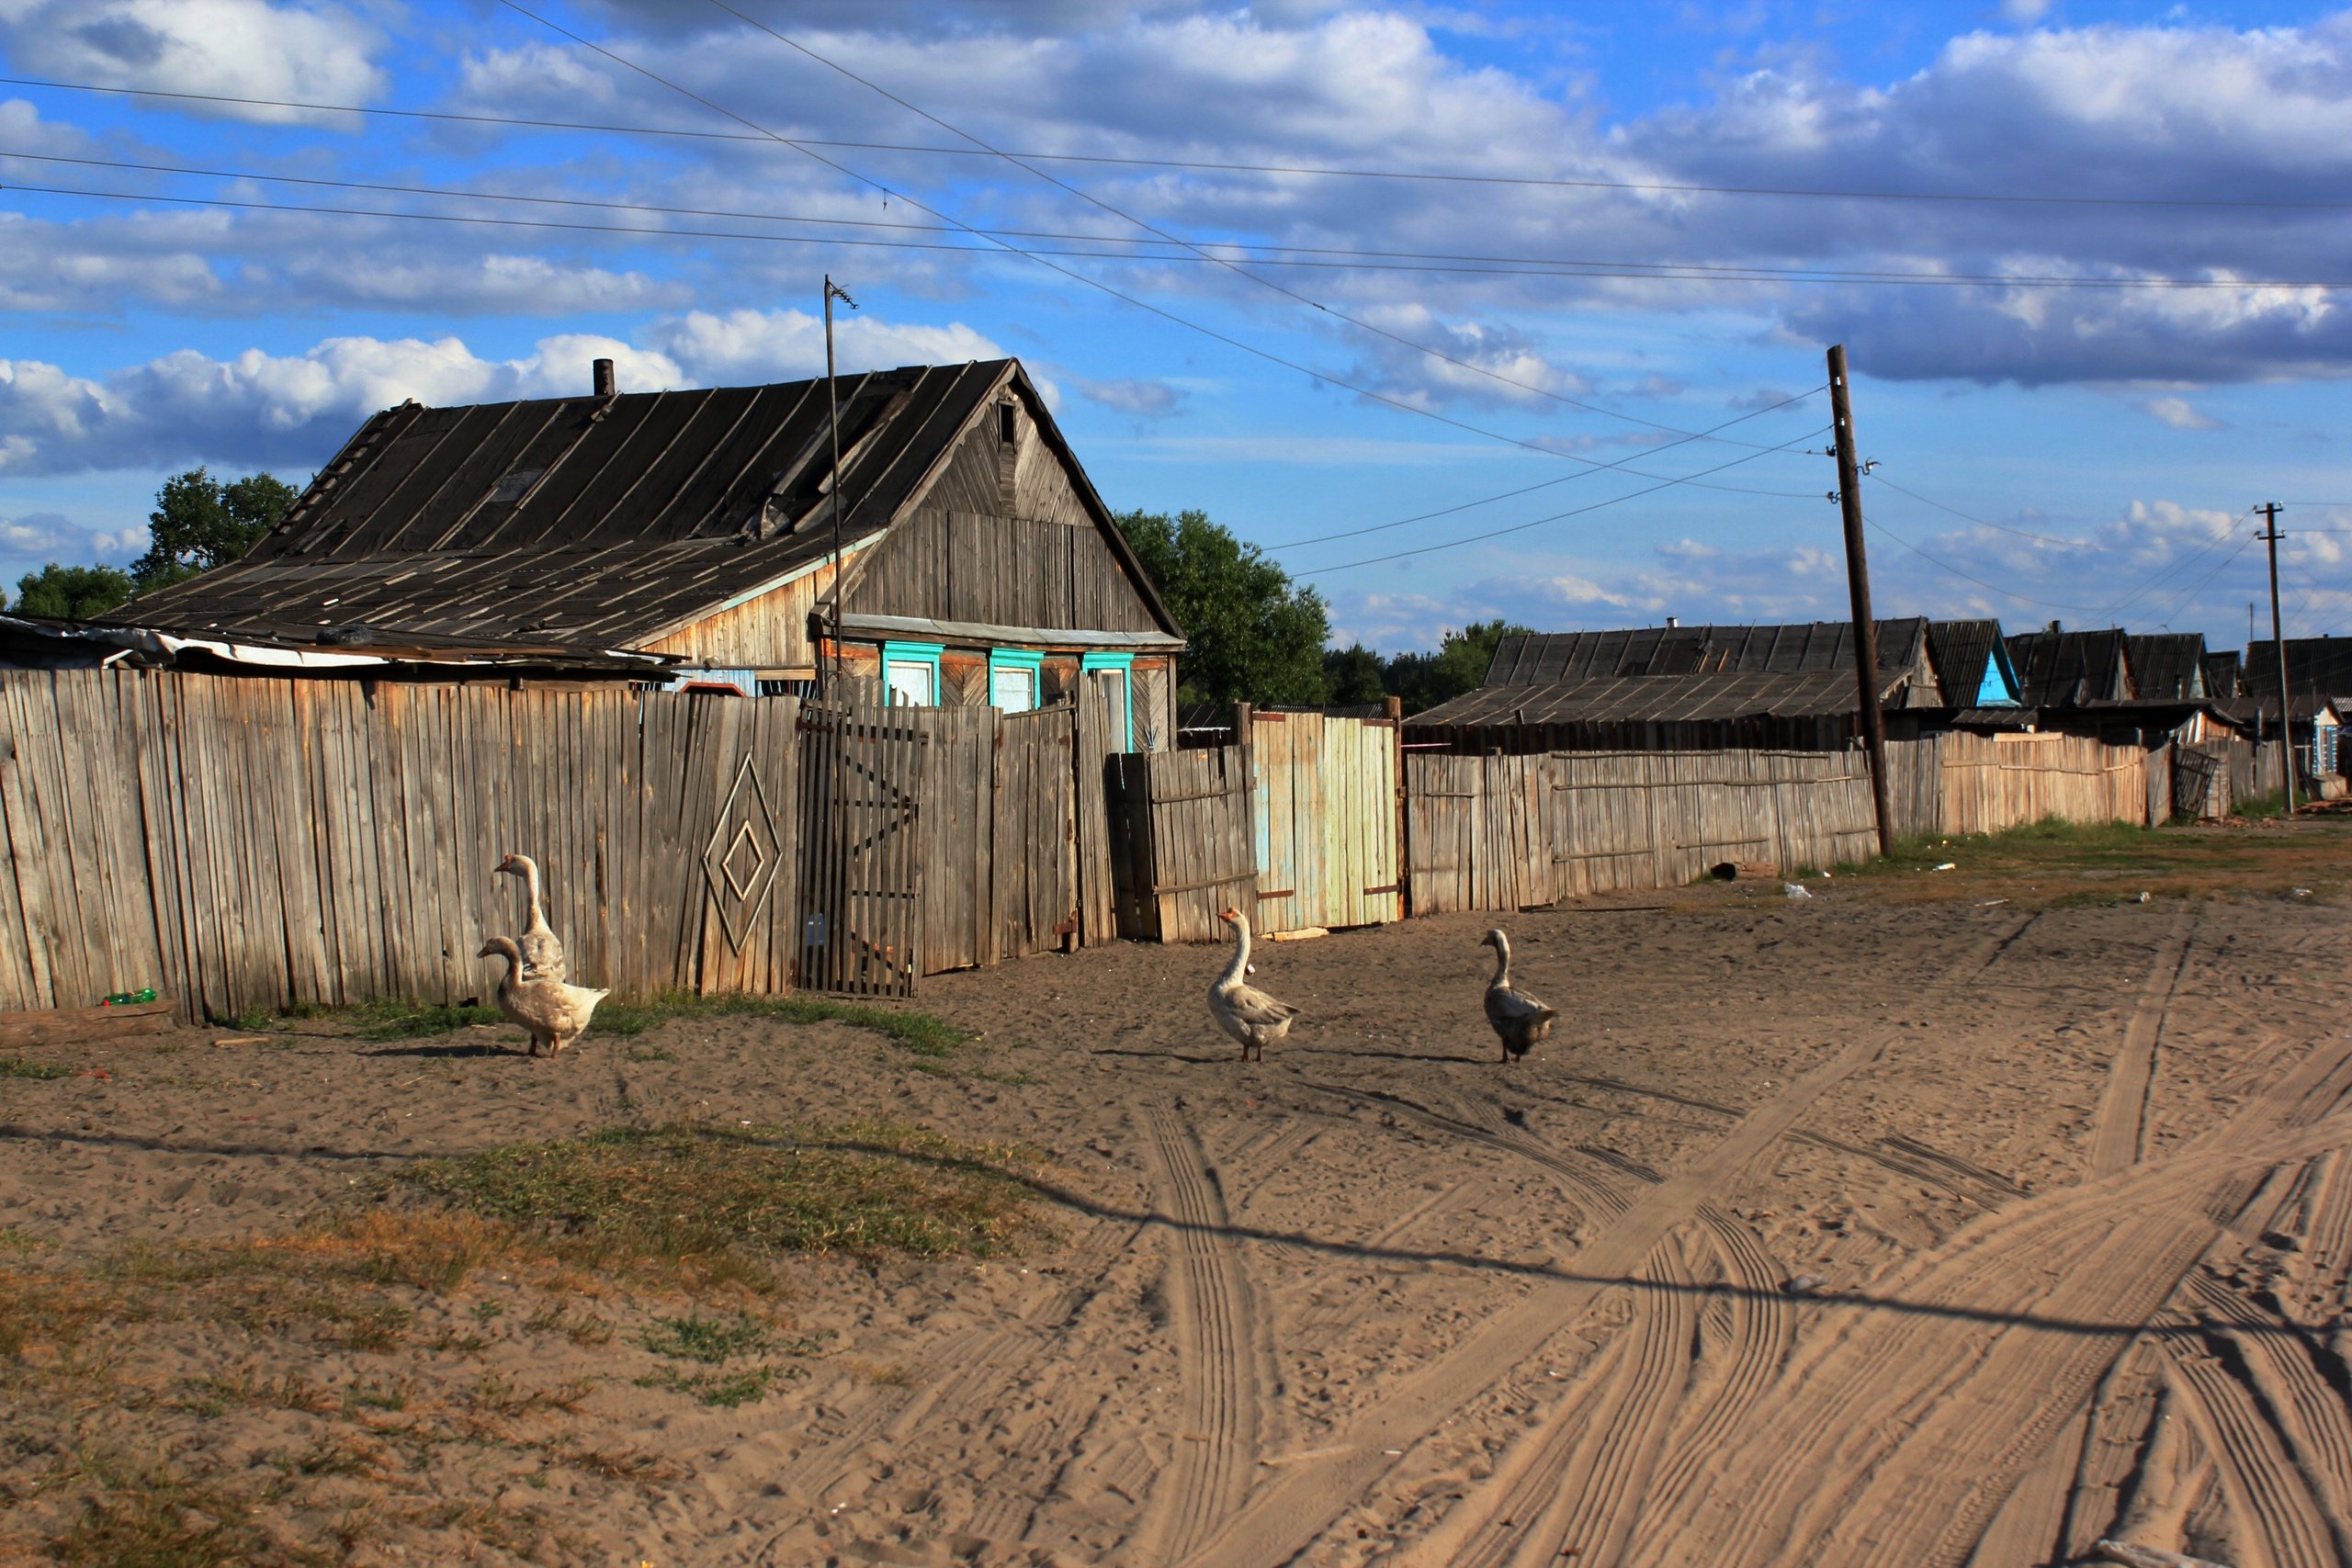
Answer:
5;873;2350;1566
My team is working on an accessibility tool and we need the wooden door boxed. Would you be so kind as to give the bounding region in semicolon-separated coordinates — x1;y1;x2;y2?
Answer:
993;707;1078;957
798;705;926;996
1250;712;1401;931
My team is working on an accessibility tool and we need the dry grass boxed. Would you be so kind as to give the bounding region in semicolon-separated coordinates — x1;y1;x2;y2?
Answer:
1840;812;2352;907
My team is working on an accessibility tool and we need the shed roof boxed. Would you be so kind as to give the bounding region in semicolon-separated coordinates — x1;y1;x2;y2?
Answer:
101;358;1178;649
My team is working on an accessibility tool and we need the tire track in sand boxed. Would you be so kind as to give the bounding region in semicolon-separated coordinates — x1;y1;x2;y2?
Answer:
1185;912;2036;1568
2091;909;2197;1179
1634;1028;2352;1568
1137;1101;1267;1567
2161;1331;2337;1568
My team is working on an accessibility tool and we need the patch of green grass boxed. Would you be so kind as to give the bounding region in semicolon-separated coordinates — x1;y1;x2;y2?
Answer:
0;1055;72;1080
151;1043;184;1056
622;1046;677;1063
401;1121;1046;1286
55;1465;307;1568
639;1311;769;1363
2234;788;2289;820
591;992;966;1057
634;1364;784;1407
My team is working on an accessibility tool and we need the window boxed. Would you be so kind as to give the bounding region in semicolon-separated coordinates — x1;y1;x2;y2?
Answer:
997;403;1018;444
988;648;1043;713
881;641;942;707
1082;651;1135;750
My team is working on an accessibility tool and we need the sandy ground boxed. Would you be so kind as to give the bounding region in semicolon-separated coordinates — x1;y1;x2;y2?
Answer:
6;841;2352;1566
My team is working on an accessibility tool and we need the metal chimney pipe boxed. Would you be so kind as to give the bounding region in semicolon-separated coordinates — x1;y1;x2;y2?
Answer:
593;357;616;397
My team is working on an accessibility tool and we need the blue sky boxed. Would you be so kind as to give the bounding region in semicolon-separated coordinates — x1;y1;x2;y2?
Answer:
1;0;2349;651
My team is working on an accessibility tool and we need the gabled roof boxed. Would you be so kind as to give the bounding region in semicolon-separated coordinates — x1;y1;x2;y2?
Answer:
1486;619;1938;694
2006;628;2134;707
2245;637;2352;700
2123;634;2207;701
102;358;1178;649
1408;668;1884;727
2203;649;2244;699
1924;619;2022;706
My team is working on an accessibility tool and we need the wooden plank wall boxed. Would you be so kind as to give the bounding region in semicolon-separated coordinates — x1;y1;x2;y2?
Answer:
1246;711;1402;933
0;668;804;1021
1930;732;2153;836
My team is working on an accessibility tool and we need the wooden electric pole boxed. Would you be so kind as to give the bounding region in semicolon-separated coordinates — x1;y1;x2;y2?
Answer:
822;275;857;700
2257;502;2295;815
1826;344;1895;855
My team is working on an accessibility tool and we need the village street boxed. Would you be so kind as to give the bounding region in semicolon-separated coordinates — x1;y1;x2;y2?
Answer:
6;826;2349;1566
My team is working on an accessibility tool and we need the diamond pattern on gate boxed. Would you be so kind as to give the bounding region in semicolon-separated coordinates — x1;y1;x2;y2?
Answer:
702;753;782;953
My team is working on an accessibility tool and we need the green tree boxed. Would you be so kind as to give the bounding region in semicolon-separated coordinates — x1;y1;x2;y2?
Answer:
1322;642;1388;706
10;562;135;620
1114;508;1330;706
1385;618;1530;715
131;467;297;591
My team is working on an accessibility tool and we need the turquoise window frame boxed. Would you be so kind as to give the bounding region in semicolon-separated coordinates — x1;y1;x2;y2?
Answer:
987;648;1045;713
1081;651;1136;750
880;640;944;707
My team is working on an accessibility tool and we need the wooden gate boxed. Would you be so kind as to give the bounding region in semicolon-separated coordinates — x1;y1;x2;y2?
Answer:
1108;745;1256;942
1247;711;1402;933
798;705;926;997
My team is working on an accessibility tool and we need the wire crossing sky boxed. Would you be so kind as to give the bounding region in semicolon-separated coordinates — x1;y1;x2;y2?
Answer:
0;0;2347;648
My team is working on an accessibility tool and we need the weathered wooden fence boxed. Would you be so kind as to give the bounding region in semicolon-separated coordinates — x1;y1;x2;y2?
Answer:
1245;710;1402;934
0;668;1121;1021
1920;731;2154;837
1408;750;1878;915
1106;745;1257;942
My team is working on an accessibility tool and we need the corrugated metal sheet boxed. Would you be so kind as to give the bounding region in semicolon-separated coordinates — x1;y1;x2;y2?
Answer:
1408;668;1893;727
1485;619;1943;703
2007;628;2135;707
2124;634;2208;701
2245;637;2352;700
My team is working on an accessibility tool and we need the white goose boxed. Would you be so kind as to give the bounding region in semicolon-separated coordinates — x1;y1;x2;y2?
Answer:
478;936;607;1056
494;852;566;981
1208;907;1299;1063
1480;928;1557;1064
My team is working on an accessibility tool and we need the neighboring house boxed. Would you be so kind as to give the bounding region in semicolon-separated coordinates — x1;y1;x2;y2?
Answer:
1410;618;2007;747
2123;634;2209;702
2203;649;2245;699
97;357;1184;748
2005;626;2136;707
2239;637;2352;774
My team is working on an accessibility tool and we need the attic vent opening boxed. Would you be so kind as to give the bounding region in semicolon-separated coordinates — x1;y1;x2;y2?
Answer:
997;403;1017;444
486;469;543;506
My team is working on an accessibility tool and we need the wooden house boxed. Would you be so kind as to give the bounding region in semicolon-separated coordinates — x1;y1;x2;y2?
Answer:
99;357;1185;747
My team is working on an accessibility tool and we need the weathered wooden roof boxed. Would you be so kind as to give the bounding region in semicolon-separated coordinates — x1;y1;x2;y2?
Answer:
2123;634;2208;701
2006;628;2134;707
1924;619;2021;705
2203;649;2244;698
100;358;1177;649
1408;668;1888;727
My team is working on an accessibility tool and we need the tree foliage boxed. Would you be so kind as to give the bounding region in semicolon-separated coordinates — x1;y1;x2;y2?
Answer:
9;563;135;620
1114;508;1331;707
132;467;297;590
1382;618;1529;714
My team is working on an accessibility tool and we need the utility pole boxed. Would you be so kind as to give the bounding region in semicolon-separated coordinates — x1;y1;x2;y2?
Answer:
2257;502;2295;815
822;275;858;701
1826;344;1895;856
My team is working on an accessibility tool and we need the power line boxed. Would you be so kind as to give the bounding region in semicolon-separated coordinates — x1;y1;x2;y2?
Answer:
479;0;1851;497
1263;388;1824;550
1861;519;2107;614
1290;427;1827;576
2100;511;2254;625
14;165;2346;298
1864;471;2135;548
10;71;2352;211
25;147;2320;293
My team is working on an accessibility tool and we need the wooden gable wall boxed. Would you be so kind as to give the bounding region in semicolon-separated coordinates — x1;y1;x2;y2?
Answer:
845;393;1160;633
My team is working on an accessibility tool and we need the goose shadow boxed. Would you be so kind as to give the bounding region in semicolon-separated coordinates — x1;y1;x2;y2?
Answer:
1292;1046;1493;1065
1090;1047;1250;1065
